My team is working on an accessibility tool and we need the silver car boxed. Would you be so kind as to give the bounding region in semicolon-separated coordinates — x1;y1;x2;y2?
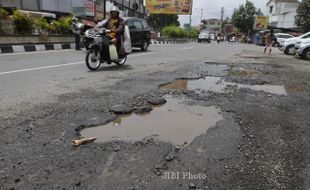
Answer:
297;39;310;60
281;31;310;55
274;33;294;47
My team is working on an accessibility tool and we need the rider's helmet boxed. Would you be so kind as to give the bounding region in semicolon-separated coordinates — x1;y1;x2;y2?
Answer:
110;6;120;16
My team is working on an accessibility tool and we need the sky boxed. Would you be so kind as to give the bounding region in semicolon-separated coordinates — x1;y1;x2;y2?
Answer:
179;0;268;27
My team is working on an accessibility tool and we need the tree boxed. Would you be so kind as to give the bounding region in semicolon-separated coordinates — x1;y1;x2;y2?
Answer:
295;0;310;32
256;8;264;16
231;0;257;33
222;17;231;29
147;14;180;32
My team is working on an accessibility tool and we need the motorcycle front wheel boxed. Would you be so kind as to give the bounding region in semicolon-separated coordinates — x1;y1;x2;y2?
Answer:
85;49;101;71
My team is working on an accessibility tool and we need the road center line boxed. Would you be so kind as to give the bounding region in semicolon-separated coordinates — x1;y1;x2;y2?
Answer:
0;61;84;75
0;52;155;75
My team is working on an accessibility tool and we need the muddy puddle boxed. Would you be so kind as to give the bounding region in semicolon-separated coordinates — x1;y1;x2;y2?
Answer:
161;76;287;95
81;98;223;145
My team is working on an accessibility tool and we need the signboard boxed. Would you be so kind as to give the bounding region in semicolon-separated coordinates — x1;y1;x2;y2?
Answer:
146;0;192;15
254;16;269;30
72;0;96;17
85;0;96;17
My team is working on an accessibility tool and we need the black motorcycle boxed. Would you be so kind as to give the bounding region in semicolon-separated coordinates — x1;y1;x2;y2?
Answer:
85;28;127;71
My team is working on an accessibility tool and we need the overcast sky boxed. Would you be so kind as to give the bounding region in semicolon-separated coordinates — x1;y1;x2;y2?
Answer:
179;0;268;27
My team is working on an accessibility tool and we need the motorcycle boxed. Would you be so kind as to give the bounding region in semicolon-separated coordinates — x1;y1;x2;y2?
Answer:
85;27;127;71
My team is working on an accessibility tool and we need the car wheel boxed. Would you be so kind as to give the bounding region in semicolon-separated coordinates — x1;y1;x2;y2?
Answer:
141;41;148;51
302;48;310;60
284;45;295;55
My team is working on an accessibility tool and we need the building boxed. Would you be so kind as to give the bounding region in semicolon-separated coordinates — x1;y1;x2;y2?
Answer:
0;0;146;20
201;18;221;33
266;0;299;28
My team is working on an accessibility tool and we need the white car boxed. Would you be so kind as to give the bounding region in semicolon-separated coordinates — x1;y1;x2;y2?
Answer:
198;30;211;43
273;33;294;47
297;39;310;60
281;31;310;55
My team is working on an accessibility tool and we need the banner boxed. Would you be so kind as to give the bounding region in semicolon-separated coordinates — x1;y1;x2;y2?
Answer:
254;16;269;30
146;0;192;15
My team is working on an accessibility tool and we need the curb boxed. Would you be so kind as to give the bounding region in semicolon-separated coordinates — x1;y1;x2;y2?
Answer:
0;43;75;54
0;40;196;54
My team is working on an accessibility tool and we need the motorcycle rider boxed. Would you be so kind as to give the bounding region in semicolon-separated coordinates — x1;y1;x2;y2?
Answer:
99;6;125;61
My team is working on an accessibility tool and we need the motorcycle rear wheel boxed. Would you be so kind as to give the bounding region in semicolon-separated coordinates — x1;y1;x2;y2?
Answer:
86;49;101;71
115;54;127;66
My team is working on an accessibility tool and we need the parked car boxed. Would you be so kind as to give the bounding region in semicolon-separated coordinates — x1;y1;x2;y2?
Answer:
297;39;310;60
281;31;310;55
273;33;295;47
83;17;151;51
198;30;211;43
294;38;310;51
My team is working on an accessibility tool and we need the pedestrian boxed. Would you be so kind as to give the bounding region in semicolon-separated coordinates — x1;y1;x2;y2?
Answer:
72;17;82;50
264;29;275;55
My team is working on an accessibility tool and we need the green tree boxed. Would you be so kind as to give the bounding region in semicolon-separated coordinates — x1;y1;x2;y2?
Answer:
256;8;264;16
147;14;180;32
222;17;231;29
231;0;257;33
295;0;310;32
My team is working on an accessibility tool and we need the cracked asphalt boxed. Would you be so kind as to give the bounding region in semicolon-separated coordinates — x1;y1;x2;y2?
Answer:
0;43;310;190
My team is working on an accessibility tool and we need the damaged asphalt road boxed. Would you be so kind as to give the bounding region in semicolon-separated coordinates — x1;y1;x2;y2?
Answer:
0;44;310;190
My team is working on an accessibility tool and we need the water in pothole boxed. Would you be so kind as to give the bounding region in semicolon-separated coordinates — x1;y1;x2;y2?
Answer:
81;98;223;145
161;76;287;95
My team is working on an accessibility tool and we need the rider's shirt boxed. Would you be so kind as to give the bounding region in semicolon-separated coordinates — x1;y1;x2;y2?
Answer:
108;18;118;39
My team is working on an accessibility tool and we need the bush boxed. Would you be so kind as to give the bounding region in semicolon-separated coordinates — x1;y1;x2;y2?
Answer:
162;25;198;38
52;16;72;34
0;6;9;33
13;11;34;34
34;17;53;34
162;25;185;38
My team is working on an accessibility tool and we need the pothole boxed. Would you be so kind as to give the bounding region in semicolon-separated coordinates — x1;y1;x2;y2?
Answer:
81;97;223;145
161;76;287;95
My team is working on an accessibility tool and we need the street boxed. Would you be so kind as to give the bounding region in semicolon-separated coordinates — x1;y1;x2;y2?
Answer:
1;42;310;190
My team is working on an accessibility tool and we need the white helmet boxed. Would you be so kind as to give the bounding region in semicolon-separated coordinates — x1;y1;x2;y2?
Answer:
110;6;120;13
72;17;78;22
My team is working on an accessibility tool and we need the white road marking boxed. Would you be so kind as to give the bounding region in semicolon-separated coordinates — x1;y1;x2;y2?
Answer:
0;52;155;76
0;61;84;75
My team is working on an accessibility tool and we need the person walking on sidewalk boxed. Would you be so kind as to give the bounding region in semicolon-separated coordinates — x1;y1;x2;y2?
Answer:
264;29;275;55
72;17;83;50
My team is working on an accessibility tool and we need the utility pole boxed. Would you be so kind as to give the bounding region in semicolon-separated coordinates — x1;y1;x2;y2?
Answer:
221;7;224;33
104;0;106;19
187;1;193;40
200;8;203;23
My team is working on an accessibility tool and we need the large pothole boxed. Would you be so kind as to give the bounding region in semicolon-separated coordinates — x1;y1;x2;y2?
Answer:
81;97;223;145
161;76;287;95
